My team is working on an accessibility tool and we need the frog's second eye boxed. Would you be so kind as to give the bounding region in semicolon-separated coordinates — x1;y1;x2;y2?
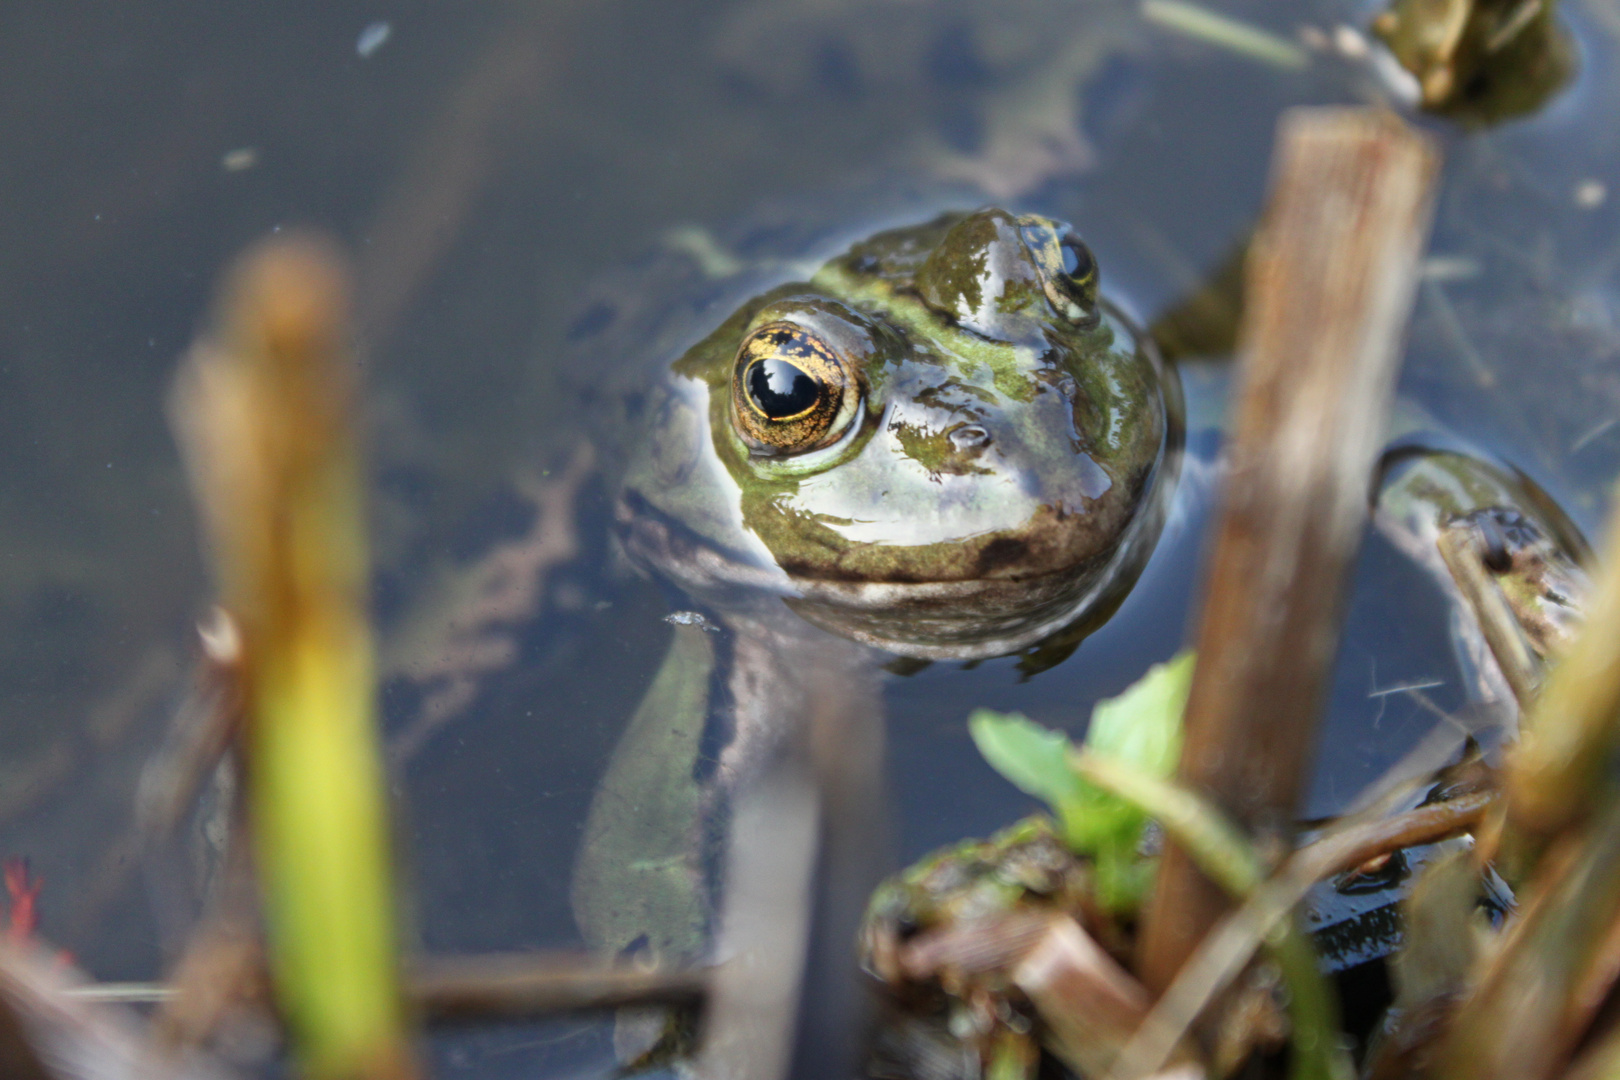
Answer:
731;323;858;455
1059;234;1096;290
1044;232;1099;319
1014;218;1100;325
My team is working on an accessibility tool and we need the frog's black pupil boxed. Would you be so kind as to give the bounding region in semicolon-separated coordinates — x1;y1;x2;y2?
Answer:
748;357;820;419
1060;236;1094;282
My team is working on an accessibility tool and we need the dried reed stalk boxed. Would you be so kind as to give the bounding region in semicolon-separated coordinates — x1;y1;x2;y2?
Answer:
1137;108;1440;991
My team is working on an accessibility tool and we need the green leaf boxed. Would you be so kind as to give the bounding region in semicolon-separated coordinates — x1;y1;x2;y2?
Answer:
968;651;1195;911
1086;649;1194;777
968;710;1085;812
1068;650;1195;851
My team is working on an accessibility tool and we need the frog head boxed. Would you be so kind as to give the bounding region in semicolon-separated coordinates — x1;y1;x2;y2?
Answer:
619;208;1179;660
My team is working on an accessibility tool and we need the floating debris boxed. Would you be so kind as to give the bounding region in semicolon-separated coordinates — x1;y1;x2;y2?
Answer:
661;226;744;280
1575;178;1607;210
356;21;392;60
1140;0;1309;71
663;610;721;633
1421;254;1484;281
1334;23;1373;59
221;147;259;172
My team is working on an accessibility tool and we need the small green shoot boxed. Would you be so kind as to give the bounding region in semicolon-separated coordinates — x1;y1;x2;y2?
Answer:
969;650;1194;910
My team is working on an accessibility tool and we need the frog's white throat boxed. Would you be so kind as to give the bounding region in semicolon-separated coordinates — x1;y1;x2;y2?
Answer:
617;466;1175;662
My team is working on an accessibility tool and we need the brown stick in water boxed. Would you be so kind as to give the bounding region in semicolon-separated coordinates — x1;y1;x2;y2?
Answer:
1137;107;1441;993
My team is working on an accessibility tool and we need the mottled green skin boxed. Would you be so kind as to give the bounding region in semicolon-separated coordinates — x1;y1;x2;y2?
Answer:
863;814;1097;941
1377;448;1591;662
858;815;1121;1080
619;208;1177;659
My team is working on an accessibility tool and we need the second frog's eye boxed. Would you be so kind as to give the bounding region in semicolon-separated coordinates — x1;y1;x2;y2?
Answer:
731;322;859;455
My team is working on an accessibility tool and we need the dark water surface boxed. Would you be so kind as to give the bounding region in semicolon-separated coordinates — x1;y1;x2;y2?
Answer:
2;1;1619;1076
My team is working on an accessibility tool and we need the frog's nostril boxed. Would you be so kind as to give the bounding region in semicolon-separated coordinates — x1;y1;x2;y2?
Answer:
949;424;991;451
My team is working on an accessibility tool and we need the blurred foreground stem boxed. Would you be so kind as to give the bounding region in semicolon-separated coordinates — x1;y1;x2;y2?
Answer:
1137;106;1439;993
1506;487;1620;854
172;236;417;1080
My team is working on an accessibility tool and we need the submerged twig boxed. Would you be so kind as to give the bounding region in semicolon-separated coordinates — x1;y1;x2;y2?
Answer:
0;943;237;1080
383;444;596;765
412;955;707;1023
356;9;560;347
62;954;710;1025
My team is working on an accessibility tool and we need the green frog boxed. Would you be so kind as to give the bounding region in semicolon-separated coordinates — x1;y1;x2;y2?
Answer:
572;207;1181;970
568;205;1588;1024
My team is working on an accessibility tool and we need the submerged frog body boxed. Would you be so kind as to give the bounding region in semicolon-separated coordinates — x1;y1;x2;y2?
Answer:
616;207;1179;661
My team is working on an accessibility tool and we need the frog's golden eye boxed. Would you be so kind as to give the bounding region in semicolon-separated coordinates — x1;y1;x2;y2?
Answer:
731;323;858;455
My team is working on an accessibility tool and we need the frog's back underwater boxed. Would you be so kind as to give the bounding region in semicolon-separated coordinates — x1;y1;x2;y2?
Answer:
606;206;1183;660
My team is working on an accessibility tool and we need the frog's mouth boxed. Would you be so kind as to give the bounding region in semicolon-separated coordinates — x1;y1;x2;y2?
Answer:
617;460;1176;662
783;472;1173;660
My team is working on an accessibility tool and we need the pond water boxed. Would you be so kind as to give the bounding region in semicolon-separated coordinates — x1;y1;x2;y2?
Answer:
1;1;1619;1077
